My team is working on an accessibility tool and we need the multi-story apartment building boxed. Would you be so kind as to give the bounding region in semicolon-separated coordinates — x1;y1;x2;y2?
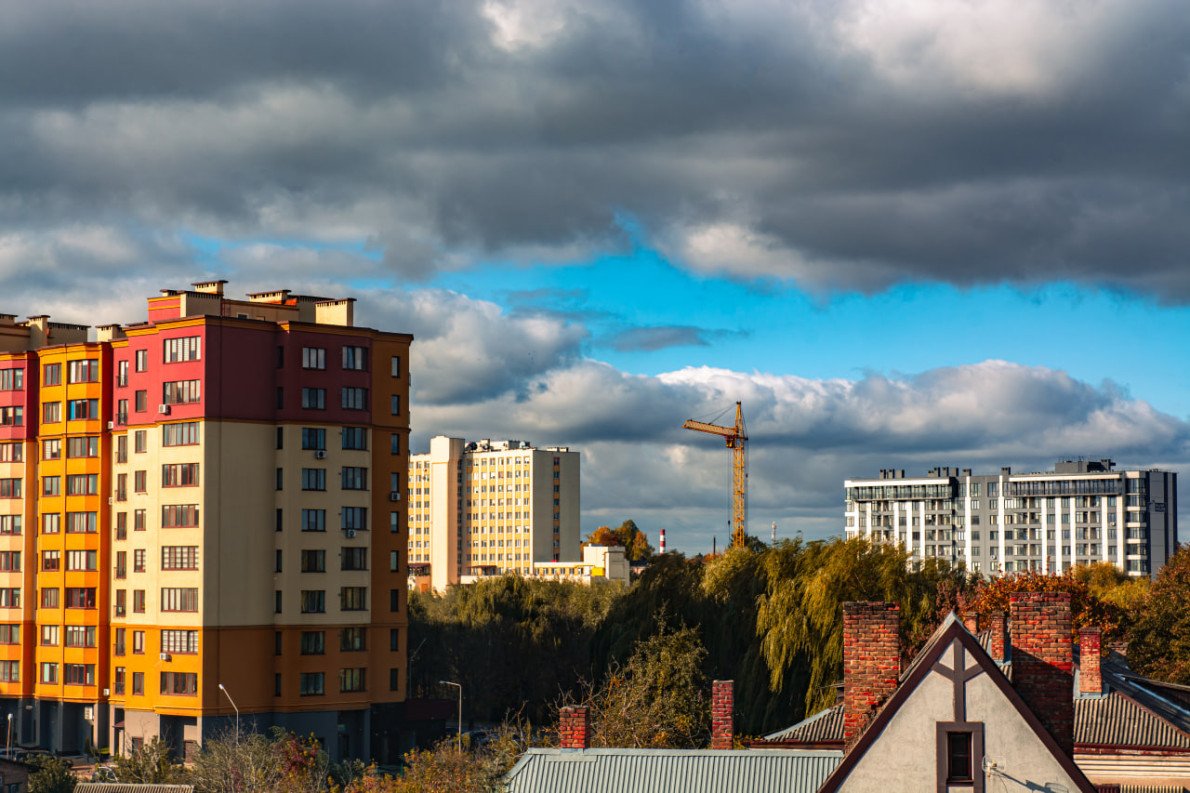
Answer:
0;281;412;763
407;436;580;592
844;460;1178;577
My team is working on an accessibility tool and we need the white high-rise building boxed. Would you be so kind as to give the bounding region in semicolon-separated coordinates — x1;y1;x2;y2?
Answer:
844;460;1178;577
407;436;580;591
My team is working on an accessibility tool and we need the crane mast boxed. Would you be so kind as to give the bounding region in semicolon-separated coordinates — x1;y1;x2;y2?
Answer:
682;401;747;548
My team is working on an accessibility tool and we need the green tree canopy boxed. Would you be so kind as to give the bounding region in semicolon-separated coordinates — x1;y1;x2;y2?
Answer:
1129;546;1190;685
585;520;654;562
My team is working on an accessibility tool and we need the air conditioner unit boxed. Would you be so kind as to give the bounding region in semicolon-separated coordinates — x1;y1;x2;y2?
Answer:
159;653;171;662
314;450;327;460
158;404;171;415
102;688;110;697
106;421;115;430
344;529;356;538
389;491;401;502
107;497;114;505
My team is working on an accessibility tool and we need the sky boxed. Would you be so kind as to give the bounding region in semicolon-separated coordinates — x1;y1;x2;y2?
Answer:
1;0;1189;552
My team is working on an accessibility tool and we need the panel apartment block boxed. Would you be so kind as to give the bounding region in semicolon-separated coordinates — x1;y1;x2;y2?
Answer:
0;282;412;764
408;436;580;592
844;460;1177;577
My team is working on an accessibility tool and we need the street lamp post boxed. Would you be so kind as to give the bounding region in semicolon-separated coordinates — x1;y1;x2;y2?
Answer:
439;680;462;752
6;712;11;757
217;683;240;744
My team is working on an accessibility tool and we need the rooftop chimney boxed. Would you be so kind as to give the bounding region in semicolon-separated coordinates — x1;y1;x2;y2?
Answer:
659;528;666;555
710;680;734;749
988;611;1007;663
843;602;900;748
558;706;589;750
1079;628;1103;696
1010;592;1074;755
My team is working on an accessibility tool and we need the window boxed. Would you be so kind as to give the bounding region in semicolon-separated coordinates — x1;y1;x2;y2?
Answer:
67;399;99;420
342;547;368;571
134;430;147;454
117;398;129;424
342;346;367;370
0;660;18;683
340;627;366;652
0;406;21;427
390;434;400;455
342;507;368;532
339;668;366;692
65;587;96;608
162;463;199;487
0;515;20;535
134;509;146;531
0;480;20;499
161;588;199;612
41;515;59;535
342;427;367;450
302;347;326;370
301;469;326;491
43;402;61;423
390;356;401;377
300;590;326;613
161;630;199;654
389;550;400;572
133;671;145;695
133;549;146;572
0;552;18;572
66;474;98;495
938;724;984;789
66;512;97;533
163;422;200;446
947;732;972;782
302;388;326;410
0;625;18;645
301;428;326;450
340;586;367;611
341;387;367;410
390;668;400;692
0;588;19;608
42;439;61;460
390;628;400;652
117;591;128;619
133;631;145;654
135;390;148;412
390;395;401;415
42;476;60;496
43;363;61;385
390;588;400;612
66;550;97;571
135;349;148;372
341;467;368;490
67;436;99;458
132;590;146;613
0;368;22;391
275;591;282;614
40;663;58;684
161;504;199;528
40;588;58;608
301;509;326;532
67;359;99;383
117;359;129;387
0;442;21;463
163;336;202;363
300;631;325;655
162;380;201;405
115;551;126;578
160;671;198;695
299;672;325;696
115;628;126;655
301;550;326;573
64;626;97;648
64;663;96;686
114;667;125;694
40;625;59;645
162;546;198;570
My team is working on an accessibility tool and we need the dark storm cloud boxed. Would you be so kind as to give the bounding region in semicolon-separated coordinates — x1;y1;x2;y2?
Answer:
1;0;1188;297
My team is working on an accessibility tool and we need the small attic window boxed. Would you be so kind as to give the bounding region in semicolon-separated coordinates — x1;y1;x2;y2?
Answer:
946;731;973;782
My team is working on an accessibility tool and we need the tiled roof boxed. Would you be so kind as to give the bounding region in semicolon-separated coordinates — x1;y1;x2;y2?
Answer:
1075;693;1190;750
504;748;842;793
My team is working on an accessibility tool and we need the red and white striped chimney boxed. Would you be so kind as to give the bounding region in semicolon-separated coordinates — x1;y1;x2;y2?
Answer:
659;528;666;554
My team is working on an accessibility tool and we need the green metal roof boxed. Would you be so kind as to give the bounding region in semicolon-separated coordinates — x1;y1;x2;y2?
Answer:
504;748;842;793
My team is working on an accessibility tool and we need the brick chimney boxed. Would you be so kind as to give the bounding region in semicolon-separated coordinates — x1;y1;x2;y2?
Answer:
710;680;734;749
558;706;589;749
988;611;1007;663
1080;628;1103;696
843;602;901;747
1010;592;1074;755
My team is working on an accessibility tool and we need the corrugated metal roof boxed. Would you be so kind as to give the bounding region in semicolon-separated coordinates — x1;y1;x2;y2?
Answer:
762;705;843;743
1076;692;1190;750
504;748;841;793
1118;786;1188;793
74;781;193;785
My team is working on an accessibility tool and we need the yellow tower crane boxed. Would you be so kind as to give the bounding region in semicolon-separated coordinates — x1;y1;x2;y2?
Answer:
682;401;748;548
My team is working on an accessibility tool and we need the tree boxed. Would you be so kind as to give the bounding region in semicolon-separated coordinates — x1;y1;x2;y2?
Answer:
339;724;528;793
1129;546;1190;685
26;755;76;793
581;624;709;749
190;729;328;793
585;520;654;562
960;568;1126;642
112;736;188;783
